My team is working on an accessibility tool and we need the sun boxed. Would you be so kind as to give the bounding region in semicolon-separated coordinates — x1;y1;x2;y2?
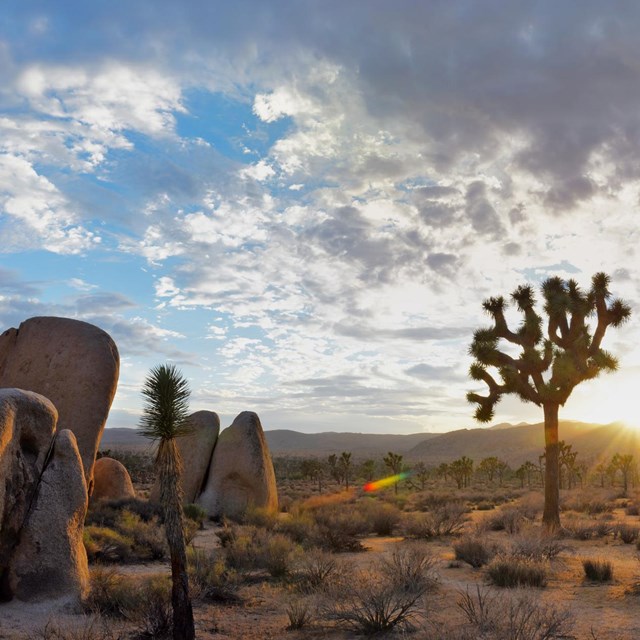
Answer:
563;371;640;428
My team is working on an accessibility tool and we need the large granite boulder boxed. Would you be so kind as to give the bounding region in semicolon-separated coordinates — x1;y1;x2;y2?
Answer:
197;411;277;520
0;316;120;490
0;389;57;600
150;410;220;504
8;429;89;603
92;457;135;502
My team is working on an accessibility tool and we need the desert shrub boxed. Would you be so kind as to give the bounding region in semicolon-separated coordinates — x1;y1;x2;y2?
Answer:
510;531;570;562
295;549;340;593
276;511;320;547
183;503;207;528
285;597;315;630
84;527;133;563
486;556;547;588
321;547;437;634
86;499;161;528
311;505;368;552
128;576;172;639
84;510;166;563
615;524;639;544
84;566;139;617
563;518;612;541
484;506;527;534
244;505;279;529
358;499;401;536
85;569;172;637
625;503;640;516
453;537;500;568
402;504;467;538
409;491;461;512
583;559;613;582
27;617;124;640
223;525;300;576
188;548;240;603
475;501;495;511
457;585;574;639
116;511;166;560
263;532;301;577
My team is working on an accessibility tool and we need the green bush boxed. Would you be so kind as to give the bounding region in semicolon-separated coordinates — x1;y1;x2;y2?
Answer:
583;559;613;582
183;503;207;528
84;527;133;563
188;548;240;603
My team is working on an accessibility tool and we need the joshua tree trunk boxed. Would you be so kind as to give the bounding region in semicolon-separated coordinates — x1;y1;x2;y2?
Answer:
159;440;195;640
542;403;561;531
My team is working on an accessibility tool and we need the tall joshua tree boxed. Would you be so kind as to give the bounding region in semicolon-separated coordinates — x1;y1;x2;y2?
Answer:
467;273;630;530
140;364;195;640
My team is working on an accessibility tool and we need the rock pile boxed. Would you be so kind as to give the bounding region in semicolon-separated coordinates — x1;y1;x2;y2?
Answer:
198;411;278;520
0;317;119;606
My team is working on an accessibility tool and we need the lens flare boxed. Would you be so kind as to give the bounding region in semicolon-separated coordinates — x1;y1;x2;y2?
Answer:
363;471;411;492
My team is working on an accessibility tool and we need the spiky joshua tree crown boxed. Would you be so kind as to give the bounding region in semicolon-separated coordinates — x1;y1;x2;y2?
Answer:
467;272;631;422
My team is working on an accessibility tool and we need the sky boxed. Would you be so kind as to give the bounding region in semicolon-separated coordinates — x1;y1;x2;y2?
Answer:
1;1;640;434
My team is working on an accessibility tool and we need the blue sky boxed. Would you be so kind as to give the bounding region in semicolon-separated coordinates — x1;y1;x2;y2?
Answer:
1;1;640;433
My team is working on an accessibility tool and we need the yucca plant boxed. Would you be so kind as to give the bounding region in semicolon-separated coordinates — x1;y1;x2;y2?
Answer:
139;364;194;640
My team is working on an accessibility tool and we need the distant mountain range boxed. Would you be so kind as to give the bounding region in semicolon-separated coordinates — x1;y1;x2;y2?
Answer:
100;420;640;466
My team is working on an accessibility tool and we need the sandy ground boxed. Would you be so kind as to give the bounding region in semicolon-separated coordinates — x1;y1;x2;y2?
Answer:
3;506;640;639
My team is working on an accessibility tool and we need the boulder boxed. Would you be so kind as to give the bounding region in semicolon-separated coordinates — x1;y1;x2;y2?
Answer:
150;410;220;504
92;457;135;502
0;389;57;600
8;429;89;603
0;316;119;490
197;411;277;520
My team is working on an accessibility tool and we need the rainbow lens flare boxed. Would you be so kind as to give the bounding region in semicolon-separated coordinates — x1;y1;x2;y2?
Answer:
363;471;411;492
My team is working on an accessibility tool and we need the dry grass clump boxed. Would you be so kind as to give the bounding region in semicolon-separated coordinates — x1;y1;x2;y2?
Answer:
562;519;611;541
562;491;615;515
453;536;501;568
320;546;437;634
285;597;315;630
615;524;640;544
294;548;341;593
583;559;613;582
456;585;574;639
485;556;547;588
402;504;467;539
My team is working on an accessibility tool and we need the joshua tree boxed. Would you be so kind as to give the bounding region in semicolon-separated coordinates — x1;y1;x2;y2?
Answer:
467;273;630;530
450;456;474;488
338;451;352;490
383;451;404;494
140;364;195;640
478;456;500;483
611;453;635;495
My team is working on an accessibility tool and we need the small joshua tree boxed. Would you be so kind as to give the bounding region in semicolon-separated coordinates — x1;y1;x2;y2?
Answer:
467;273;630;530
140;364;195;640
